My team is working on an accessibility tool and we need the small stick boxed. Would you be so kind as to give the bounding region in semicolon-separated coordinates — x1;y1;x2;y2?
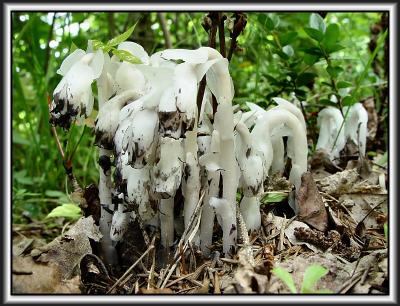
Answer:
107;242;155;294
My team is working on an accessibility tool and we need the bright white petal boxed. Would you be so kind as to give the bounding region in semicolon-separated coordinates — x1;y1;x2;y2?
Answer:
159;48;209;64
89;49;105;79
57;49;86;76
118;41;149;65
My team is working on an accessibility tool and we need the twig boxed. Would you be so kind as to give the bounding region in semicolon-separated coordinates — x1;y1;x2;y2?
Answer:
107;13;116;38
106;241;155;294
157;13;172;49
159;190;206;288
218;13;226;57
227;12;247;61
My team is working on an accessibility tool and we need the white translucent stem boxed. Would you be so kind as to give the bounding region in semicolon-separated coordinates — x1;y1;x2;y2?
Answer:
98;148;117;264
271;135;285;174
213;103;238;256
239;196;261;231
159;198;175;248
200;171;219;256
210;197;236;256
253;108;308;190
97;72;117;265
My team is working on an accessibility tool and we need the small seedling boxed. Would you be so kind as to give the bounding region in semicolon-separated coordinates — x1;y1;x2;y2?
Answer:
272;264;333;294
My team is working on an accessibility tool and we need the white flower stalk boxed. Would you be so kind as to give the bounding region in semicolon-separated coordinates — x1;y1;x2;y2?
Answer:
122;107;159;168
272;97;307;132
235;122;264;196
182;131;201;245
211;103;238;256
197;135;217;255
110;199;130;242
94;49;119;265
209;197;236;256
151;137;184;198
316;106;346;161
95;89;144;149
344;102;368;157
50;49;104;129
159;198;175;248
124;165;155;222
252;108;308;190
270;134;285;174
239;196;261;231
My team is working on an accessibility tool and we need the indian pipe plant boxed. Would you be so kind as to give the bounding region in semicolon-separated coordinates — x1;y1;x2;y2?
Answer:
48;24;312;264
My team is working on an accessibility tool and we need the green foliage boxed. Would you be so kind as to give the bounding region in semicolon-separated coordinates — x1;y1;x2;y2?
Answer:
271;266;297;293
260;192;288;204
92;23;142;64
272;264;333;294
46;203;82;220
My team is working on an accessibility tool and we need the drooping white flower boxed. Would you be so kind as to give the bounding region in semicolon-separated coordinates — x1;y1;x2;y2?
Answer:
50;49;104;129
151;137;184;198
316;106;346;161
94;90;144;149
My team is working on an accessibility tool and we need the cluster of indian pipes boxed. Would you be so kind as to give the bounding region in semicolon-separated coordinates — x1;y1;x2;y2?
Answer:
49;40;368;263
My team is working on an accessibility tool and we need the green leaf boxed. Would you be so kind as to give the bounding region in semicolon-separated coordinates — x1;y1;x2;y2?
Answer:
342;95;356;106
106;23;137;48
265;14;280;31
282;45;294;57
272;267;297;293
309;13;326;33
261;192;288;204
112;49;142;64
304;27;324;42
326;65;343;78
323;23;340;46
303;54;319;65
353;30;388;101
337;81;352;89
280;32;298;46
275;50;289;60
301;265;329;293
70;41;78;53
296;72;317;87
91;40;105;51
294;89;307;99
301;46;323;57
46;203;82;220
325;43;345;54
13;132;30;145
318;99;338;107
45;190;67;198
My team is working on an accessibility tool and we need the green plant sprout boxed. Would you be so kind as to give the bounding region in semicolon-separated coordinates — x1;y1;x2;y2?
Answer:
272;264;333;294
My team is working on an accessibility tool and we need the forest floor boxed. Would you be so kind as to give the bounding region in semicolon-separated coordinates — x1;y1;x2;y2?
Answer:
11;150;388;295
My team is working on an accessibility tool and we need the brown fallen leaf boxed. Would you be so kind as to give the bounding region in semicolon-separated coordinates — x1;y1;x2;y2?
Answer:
296;172;328;232
32;216;102;280
12;255;81;294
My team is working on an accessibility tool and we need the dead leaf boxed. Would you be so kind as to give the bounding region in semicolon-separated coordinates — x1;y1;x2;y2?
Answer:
296;172;328;232
317;169;359;196
13;237;34;256
31;216;102;280
12;255;81;294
